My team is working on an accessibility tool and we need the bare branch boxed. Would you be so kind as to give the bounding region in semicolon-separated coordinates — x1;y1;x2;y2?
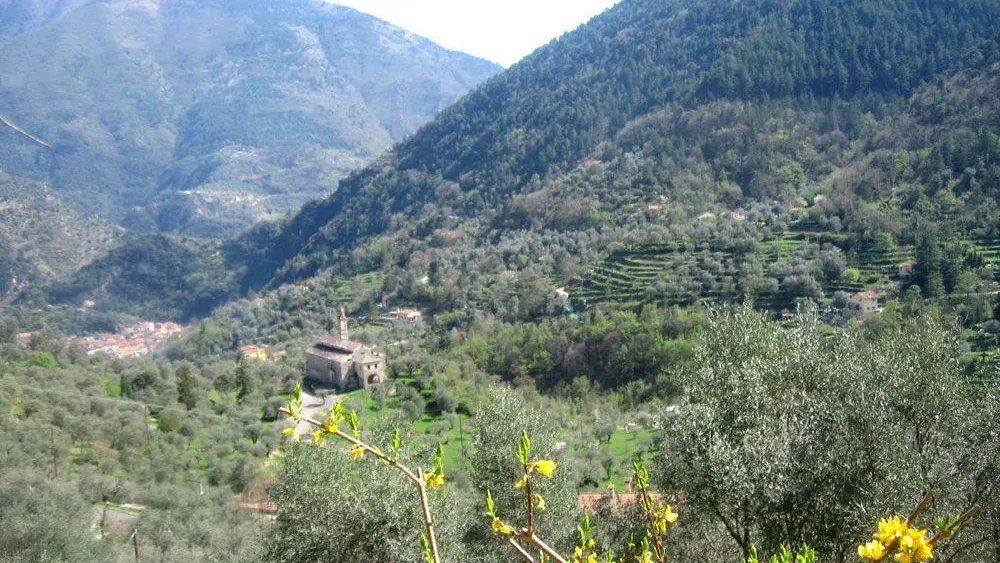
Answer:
507;538;537;562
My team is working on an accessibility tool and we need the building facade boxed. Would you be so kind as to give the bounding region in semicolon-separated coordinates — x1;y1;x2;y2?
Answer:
306;308;387;392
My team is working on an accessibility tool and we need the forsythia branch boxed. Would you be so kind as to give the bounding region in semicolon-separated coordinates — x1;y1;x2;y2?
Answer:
280;399;442;563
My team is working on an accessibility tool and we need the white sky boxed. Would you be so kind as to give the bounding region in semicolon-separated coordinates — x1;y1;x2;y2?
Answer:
329;0;622;66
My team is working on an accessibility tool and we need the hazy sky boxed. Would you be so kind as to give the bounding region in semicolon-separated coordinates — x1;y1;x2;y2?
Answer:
329;0;621;66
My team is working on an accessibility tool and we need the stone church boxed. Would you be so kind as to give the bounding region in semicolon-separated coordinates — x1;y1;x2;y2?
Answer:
305;308;387;392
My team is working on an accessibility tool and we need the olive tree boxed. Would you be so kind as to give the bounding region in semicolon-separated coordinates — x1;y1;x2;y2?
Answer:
657;305;974;561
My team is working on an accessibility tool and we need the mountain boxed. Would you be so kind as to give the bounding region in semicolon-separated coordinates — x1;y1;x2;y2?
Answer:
0;0;499;237
232;0;1000;280
0;170;120;297
44;0;1000;322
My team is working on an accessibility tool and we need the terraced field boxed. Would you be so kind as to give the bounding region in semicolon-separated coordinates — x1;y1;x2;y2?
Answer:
569;229;917;310
570;242;748;309
973;238;1000;264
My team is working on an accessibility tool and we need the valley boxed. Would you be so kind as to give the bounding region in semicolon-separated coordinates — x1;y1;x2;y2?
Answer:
1;0;1000;562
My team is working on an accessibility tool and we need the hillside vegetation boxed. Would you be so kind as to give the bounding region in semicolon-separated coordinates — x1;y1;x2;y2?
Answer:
5;1;1000;560
224;0;1000;293
39;0;1000;341
0;171;120;297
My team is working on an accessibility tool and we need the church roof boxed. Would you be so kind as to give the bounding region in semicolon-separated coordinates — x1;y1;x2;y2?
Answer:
355;353;382;364
307;346;353;363
315;335;362;353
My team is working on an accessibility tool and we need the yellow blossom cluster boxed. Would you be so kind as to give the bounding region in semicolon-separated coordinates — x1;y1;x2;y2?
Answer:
858;516;933;563
572;545;599;563
651;504;679;534
424;470;444;489
572;513;600;563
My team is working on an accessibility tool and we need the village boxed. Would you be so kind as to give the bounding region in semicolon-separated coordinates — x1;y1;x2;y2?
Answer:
68;321;186;358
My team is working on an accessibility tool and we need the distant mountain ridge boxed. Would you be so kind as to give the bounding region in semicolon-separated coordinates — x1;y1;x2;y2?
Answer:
232;0;1000;286
0;0;499;237
36;0;1000;322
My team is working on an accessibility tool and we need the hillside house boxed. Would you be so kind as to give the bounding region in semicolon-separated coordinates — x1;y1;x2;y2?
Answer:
850;290;882;316
898;260;917;277
306;308;386;392
381;308;423;323
577;484;680;513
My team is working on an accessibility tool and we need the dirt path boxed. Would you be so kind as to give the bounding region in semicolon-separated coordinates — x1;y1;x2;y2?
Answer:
0;114;50;148
292;388;335;440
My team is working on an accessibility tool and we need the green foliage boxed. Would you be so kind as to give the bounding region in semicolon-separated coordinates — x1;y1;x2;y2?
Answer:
229;0;1000;294
175;364;198;410
658;305;984;559
0;173;119;298
40;233;240;320
18;351;56;369
745;545;816;563
0;470;131;563
470;388;578;553
266;440;461;562
0;328;284;561
234;358;252;405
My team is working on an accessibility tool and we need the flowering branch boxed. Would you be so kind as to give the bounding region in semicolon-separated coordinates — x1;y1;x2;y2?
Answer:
633;461;678;563
858;491;981;563
281;385;444;563
486;430;566;562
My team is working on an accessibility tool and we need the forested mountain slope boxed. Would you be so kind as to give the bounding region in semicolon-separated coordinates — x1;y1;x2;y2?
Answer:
226;0;1000;286
0;171;120;297
0;0;499;237
45;0;1000;323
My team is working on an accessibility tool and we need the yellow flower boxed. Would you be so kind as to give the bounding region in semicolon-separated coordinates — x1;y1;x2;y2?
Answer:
896;527;933;563
858;540;886;561
311;430;325;444
573;546;598;563
491;517;513;535
350;444;364;460
875;516;908;545
650;504;679;534
663;505;679;524
534;493;546;511
425;470;445;489
532;459;557;477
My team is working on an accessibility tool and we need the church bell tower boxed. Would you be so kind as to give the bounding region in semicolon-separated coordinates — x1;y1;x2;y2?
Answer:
339;307;349;340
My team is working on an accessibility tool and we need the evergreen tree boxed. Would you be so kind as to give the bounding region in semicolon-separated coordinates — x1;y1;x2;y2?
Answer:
176;363;198;410
914;234;945;297
234;357;252;405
